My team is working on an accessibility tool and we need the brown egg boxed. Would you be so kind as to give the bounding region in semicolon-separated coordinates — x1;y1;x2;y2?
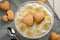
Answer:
0;1;10;11
33;12;45;23
50;32;57;40
7;10;14;21
23;14;33;26
2;15;8;22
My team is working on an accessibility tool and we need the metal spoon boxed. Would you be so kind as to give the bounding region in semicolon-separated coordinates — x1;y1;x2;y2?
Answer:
7;27;19;40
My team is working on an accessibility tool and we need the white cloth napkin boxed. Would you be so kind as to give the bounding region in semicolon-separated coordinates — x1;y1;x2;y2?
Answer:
54;0;60;19
0;0;3;2
48;0;54;8
48;0;60;19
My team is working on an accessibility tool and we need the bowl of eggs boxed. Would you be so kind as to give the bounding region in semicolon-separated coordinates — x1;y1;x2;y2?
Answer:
14;1;54;39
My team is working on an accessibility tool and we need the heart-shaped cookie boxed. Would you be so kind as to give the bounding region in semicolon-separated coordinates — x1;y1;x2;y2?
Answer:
23;14;33;26
0;1;10;11
34;12;45;23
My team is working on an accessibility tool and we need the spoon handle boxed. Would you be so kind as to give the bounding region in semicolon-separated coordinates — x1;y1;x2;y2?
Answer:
11;35;19;40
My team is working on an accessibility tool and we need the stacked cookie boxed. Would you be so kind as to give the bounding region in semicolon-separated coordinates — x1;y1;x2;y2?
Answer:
0;0;14;22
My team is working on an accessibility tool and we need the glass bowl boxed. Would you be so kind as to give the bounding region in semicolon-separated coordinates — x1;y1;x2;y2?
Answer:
14;1;54;39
